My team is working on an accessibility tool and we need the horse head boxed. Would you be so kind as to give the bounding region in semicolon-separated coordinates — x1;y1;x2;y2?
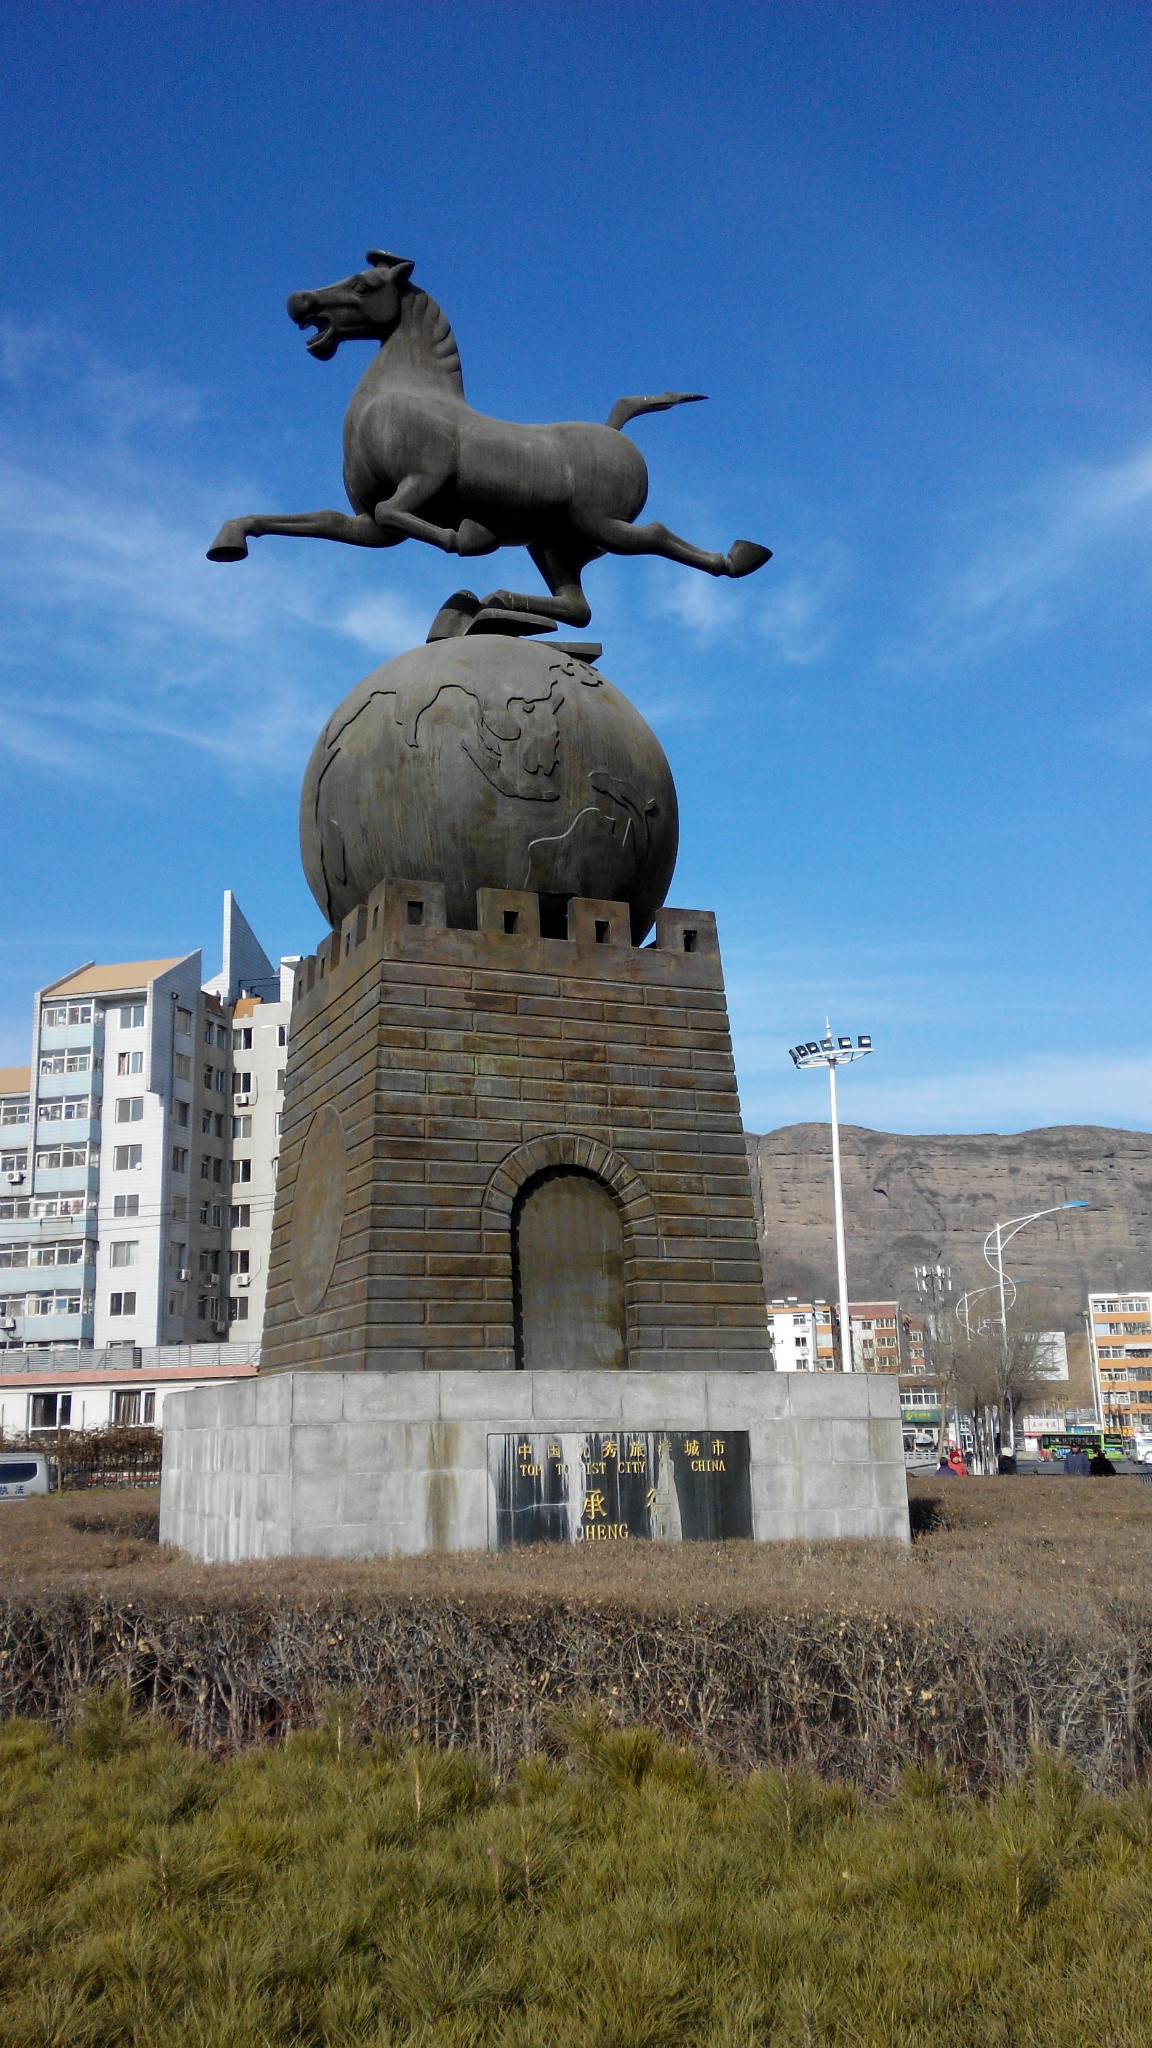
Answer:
286;250;414;360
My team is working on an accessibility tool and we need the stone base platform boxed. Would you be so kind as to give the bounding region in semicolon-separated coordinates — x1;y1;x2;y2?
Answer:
159;1370;910;1561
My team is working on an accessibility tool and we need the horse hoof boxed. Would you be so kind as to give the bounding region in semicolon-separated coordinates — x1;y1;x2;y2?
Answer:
207;521;249;562
426;590;481;643
726;539;772;578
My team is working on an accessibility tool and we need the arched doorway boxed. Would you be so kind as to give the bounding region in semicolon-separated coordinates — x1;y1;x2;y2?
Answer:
512;1167;627;1370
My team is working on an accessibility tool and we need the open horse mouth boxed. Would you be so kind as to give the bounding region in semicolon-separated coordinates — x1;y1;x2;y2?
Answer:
303;323;339;359
286;292;340;360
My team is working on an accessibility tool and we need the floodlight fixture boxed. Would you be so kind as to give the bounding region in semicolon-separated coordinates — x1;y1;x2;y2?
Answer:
786;1021;875;1372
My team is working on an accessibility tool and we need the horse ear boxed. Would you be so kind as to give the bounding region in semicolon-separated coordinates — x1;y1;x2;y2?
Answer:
366;250;414;285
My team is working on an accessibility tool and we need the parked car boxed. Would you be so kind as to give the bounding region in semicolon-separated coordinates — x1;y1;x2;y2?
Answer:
1133;1433;1152;1467
0;1453;51;1499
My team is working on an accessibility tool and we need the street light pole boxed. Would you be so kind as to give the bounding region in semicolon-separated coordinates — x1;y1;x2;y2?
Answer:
980;1201;1090;1455
789;1025;873;1372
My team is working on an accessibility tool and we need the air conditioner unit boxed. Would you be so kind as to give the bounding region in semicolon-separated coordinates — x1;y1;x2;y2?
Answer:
213;1321;229;1336
234;1093;251;1107
235;1273;250;1288
6;1171;24;1186
178;1268;191;1283
1;1319;15;1333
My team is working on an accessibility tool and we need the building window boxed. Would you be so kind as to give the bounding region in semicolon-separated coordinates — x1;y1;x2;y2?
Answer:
38;1096;94;1123
30;1393;71;1429
2;1150;29;1174
276;1069;286;1091
42;1003;93;1027
173;1100;190;1127
232;1028;252;1051
231;1115;252;1139
230;1203;250;1228
228;1296;249;1321
143;1391;155;1424
231;1158;251;1184
113;1194;139;1217
230;1248;250;1274
108;1292;136;1317
170;1195;187;1223
119;1004;145;1028
277;1026;287;1047
174;1006;192;1035
39;1145;90;1170
199;1249;221;1277
274;1111;282;1136
200;1155;213;1181
170;1147;188;1174
109;1241;138;1268
0;1098;29;1126
232;1072;252;1096
115;1098;144;1124
173;1053;192;1082
116;1051;143;1076
113;1389;141;1424
215;1070;227;1094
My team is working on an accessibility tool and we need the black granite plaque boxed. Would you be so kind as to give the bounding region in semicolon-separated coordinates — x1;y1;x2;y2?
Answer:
488;1429;752;1548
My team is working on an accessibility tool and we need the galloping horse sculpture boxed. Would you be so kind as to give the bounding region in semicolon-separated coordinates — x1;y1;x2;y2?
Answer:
207;250;771;633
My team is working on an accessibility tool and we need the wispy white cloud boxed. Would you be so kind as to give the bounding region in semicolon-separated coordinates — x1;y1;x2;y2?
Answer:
897;434;1152;676
0;324;439;785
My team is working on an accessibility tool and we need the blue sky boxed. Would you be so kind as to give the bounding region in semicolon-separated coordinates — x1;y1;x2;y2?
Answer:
2;2;1150;1135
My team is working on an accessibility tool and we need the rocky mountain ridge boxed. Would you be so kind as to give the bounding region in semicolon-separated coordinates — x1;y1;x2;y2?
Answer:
745;1123;1152;1328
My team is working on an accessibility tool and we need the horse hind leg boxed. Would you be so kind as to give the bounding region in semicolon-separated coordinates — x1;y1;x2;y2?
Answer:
479;542;596;628
578;514;770;580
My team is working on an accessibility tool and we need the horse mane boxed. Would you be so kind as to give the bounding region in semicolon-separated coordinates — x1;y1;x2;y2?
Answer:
382;287;464;395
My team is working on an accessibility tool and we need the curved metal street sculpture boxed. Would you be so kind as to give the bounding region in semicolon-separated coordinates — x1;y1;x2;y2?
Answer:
207;249;771;633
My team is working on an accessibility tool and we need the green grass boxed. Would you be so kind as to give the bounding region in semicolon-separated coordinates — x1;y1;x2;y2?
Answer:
1;1702;1150;2047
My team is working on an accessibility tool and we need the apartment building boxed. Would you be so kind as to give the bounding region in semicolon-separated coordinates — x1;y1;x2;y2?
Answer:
767;1300;836;1370
0;895;294;1357
1087;1289;1152;1433
226;974;294;1339
849;1301;902;1372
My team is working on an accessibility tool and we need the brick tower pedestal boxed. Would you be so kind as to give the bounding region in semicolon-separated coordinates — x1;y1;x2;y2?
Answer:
260;880;772;1375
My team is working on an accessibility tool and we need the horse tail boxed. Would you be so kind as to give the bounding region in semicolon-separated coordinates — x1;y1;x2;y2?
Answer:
605;390;707;431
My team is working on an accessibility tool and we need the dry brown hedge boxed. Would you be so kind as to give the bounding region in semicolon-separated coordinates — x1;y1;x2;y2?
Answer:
0;1589;1149;1792
1;1476;1150;1790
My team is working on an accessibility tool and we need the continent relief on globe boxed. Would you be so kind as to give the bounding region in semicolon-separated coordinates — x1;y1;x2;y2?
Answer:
299;638;679;943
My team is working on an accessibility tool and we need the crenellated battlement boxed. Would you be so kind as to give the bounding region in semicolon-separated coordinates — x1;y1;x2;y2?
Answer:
291;882;721;1029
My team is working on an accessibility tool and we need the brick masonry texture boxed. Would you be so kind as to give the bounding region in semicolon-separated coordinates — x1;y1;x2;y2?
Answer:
261;881;772;1375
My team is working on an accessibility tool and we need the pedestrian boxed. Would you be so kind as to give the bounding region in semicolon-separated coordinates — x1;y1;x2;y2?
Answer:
946;1446;968;1477
935;1454;954;1476
1089;1447;1116;1476
1063;1444;1091;1475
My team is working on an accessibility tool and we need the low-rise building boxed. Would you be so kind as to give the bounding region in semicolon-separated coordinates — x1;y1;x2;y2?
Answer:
849;1301;902;1372
767;1299;836;1371
0;1343;257;1435
1088;1289;1152;1434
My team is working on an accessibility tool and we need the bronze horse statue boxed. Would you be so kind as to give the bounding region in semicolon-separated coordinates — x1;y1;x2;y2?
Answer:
208;251;771;633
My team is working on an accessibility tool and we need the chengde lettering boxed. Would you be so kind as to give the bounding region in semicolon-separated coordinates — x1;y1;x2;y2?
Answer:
489;1430;753;1547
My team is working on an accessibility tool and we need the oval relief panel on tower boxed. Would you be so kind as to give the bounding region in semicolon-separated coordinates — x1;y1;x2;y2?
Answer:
289;1103;348;1314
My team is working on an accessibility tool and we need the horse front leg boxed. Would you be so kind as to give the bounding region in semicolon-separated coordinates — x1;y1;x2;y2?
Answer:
479;542;596;627
373;476;498;557
207;510;402;560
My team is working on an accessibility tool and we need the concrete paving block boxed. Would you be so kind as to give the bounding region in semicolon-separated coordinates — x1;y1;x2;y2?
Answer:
788;1374;872;1420
289;1376;346;1424
255;1376;294;1427
437;1371;534;1422
288;1423;348;1479
866;1374;902;1417
343;1372;440;1426
831;1419;876;1466
288;1471;344;1525
798;1461;877;1512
